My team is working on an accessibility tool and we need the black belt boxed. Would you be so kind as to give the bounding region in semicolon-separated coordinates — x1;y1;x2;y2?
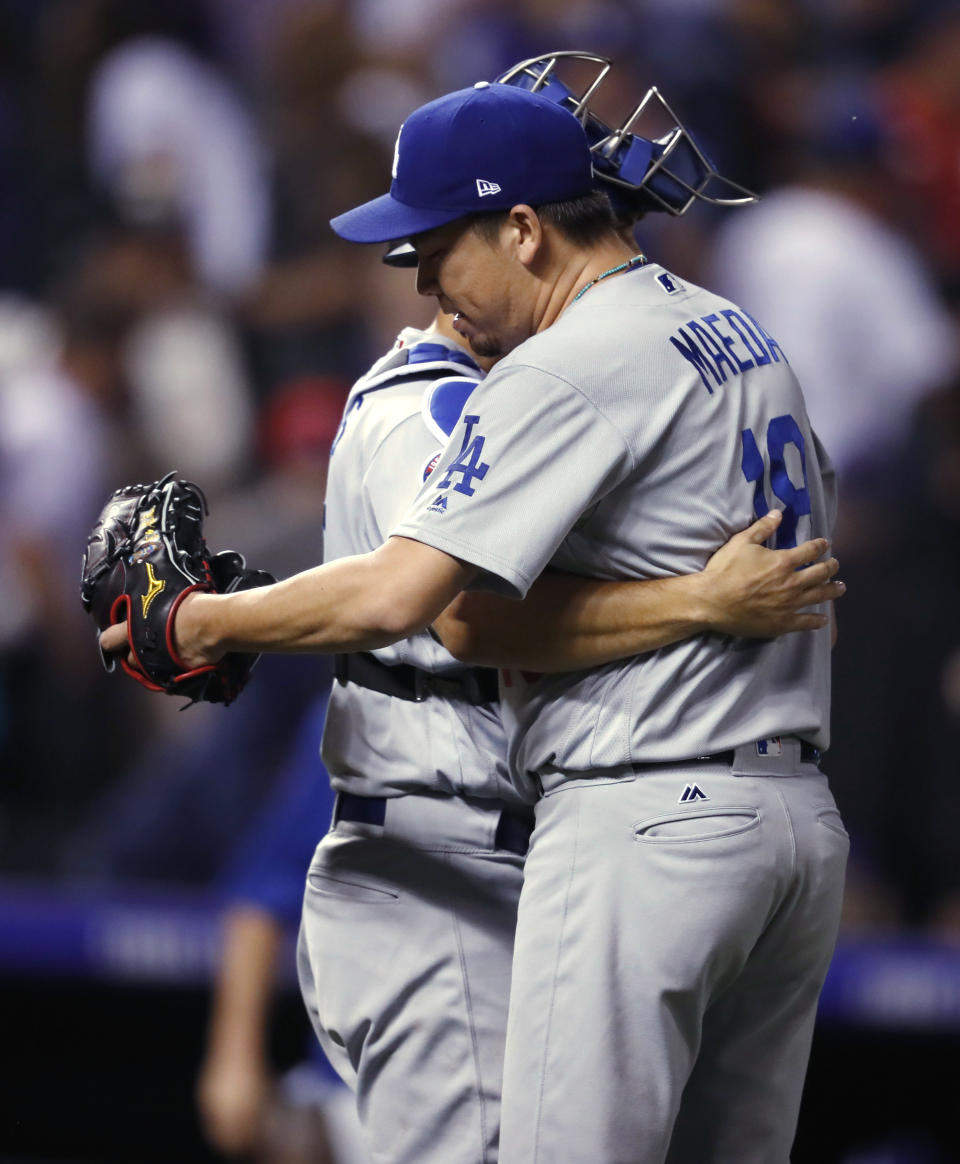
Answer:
335;793;534;856
633;741;821;774
334;651;499;705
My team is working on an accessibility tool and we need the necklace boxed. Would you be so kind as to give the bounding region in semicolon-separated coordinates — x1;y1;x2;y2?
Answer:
572;253;648;303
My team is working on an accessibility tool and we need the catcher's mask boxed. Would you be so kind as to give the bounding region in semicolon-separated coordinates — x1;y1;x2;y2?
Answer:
496;51;757;217
382;240;418;267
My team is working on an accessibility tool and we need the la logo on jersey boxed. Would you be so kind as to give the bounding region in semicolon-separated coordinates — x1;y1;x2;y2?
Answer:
435;414;490;497
678;784;709;803
476;179;501;198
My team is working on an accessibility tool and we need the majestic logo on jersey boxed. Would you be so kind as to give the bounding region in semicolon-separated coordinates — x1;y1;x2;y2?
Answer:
427;494;448;514
669;310;787;394
140;562;166;617
678;784;709;803
657;272;684;295
756;737;783;757
435;414;489;497
476;179;501;198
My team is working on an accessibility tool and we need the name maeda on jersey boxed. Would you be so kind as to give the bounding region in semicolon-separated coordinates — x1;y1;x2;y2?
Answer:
670;307;788;394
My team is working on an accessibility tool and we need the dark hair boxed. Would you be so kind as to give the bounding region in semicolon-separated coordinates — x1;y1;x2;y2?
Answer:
469;190;618;247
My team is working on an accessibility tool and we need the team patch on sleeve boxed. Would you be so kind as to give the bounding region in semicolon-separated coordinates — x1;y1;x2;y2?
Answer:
434;414;490;497
423;413;491;515
422;450;443;482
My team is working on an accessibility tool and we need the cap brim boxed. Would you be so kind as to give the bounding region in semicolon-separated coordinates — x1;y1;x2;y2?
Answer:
330;192;466;244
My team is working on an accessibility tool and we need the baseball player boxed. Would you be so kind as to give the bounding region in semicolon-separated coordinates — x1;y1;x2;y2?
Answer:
101;78;847;1164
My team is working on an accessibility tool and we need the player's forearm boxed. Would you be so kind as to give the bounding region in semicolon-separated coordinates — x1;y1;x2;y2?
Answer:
435;570;711;672
185;556;413;657
207;907;283;1060
178;538;476;660
435;513;841;670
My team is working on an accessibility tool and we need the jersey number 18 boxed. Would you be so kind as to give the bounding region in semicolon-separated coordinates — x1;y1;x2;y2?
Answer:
740;413;810;548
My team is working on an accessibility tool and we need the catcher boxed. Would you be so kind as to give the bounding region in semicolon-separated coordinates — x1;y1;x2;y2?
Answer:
81;471;275;706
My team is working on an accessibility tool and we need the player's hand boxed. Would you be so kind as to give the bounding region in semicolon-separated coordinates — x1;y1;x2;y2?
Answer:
98;591;223;672
700;509;845;638
196;1050;271;1156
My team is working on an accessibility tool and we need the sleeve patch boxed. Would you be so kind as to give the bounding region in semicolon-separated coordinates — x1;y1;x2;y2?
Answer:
422;450;443;482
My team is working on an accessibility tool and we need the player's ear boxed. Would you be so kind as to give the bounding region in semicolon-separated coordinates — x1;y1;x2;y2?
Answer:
506;204;543;268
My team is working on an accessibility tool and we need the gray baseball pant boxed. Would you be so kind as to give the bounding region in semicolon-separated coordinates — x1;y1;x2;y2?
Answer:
498;755;848;1164
298;792;526;1164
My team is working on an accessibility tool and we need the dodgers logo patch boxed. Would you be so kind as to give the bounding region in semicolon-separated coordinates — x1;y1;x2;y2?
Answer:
435;415;489;497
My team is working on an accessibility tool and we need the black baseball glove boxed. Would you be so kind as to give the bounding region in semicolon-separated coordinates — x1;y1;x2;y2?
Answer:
80;471;275;705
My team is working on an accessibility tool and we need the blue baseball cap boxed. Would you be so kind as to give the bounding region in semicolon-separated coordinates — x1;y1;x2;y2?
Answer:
330;81;594;244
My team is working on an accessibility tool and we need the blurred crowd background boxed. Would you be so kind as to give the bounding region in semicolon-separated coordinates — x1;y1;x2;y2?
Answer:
1;0;960;1161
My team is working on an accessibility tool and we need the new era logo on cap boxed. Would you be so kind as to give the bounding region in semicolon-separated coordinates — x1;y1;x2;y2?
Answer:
476;179;502;197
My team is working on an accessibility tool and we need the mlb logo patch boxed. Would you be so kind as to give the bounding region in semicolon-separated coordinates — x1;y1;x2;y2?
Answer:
756;737;782;757
657;272;684;295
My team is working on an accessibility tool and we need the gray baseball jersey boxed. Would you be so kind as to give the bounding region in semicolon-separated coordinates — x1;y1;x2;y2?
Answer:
393;263;837;780
320;326;522;805
299;327;528;1164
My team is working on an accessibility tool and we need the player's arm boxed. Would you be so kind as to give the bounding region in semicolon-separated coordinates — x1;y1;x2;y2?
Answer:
100;536;477;668
434;510;844;672
197;905;283;1156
